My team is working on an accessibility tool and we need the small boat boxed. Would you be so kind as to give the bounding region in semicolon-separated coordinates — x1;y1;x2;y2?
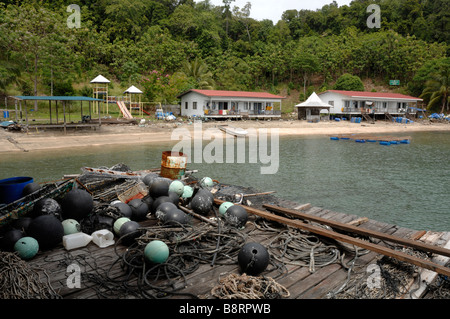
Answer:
219;125;248;137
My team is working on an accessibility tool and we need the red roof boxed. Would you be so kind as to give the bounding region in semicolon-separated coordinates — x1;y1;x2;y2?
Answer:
179;89;285;99
322;90;422;101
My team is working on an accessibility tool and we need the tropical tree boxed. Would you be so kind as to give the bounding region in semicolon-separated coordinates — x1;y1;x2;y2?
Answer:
0;54;22;93
420;67;450;113
333;73;365;91
179;57;215;90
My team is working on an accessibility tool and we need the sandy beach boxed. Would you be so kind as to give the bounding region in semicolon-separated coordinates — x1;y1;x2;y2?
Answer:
1;119;449;153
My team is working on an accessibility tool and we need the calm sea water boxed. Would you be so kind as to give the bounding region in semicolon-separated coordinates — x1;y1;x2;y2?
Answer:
1;131;449;232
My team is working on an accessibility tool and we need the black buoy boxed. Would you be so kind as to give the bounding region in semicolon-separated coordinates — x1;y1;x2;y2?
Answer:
112;202;133;219
142;196;154;211
32;198;62;219
190;189;214;215
0;229;25;252
164;209;189;226
142;173;159;186
155;202;178;222
22;182;41;197
128;198;149;222
238;242;270;276
119;220;141;246
168;191;180;206
151;196;172;214
27;214;64;250
149;179;170;199
61;189;94;221
12;217;33;234
224;205;248;228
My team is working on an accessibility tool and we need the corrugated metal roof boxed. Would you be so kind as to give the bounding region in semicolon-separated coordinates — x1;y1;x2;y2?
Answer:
322;90;422;101
178;89;285;99
13;96;104;102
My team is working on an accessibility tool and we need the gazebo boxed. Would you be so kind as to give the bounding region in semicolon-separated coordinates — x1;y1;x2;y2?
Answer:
124;85;143;117
295;92;332;122
90;75;110;115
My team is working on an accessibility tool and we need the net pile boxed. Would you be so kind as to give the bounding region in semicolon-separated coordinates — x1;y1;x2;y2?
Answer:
211;273;290;299
0;251;61;299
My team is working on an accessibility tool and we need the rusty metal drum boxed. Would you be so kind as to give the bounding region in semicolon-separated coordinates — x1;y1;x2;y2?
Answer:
160;151;188;180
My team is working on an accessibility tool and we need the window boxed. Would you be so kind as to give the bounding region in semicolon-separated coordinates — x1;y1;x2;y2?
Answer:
185;102;188;110
328;101;334;106
244;102;249;110
193;102;197;110
344;100;350;108
383;102;387;108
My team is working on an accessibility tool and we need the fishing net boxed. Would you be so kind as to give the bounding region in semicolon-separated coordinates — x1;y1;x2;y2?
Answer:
211;273;290;299
0;251;61;299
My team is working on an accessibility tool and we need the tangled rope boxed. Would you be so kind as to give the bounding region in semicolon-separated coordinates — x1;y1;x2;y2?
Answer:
211;273;290;299
0;252;61;299
267;228;342;273
327;247;430;299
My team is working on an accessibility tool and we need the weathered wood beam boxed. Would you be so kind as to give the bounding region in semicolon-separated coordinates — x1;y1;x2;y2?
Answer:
214;199;450;277
263;203;450;259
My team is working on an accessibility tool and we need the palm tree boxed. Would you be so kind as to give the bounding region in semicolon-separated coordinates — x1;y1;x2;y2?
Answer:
180;57;215;90
420;67;450;113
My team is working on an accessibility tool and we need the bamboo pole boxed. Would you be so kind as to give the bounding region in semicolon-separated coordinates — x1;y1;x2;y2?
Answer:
213;199;450;277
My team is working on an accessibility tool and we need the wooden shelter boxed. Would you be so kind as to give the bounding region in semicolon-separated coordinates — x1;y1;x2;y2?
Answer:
11;95;104;133
124;85;143;118
90;75;110;115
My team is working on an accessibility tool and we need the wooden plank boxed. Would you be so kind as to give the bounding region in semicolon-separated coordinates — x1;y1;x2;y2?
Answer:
347;217;369;226
263;204;450;259
214;200;450;277
287;264;342;298
403;233;450;299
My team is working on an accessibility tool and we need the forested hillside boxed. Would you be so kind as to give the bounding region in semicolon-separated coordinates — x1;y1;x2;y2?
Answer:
0;0;448;112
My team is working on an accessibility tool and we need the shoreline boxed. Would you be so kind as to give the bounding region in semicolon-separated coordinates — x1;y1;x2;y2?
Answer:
1;120;450;153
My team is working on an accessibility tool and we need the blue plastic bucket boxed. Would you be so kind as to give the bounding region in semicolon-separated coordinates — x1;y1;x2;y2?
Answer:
0;177;34;204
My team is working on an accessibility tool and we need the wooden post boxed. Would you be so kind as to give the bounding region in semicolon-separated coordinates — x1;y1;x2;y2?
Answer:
49;100;52;124
56;100;59;124
63;100;66;134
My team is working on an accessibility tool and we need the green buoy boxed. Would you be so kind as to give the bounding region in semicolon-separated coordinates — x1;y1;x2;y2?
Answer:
144;240;169;264
14;237;39;260
219;202;234;216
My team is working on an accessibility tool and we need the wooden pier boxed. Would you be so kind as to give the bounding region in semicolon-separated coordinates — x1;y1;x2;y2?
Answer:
20;185;450;301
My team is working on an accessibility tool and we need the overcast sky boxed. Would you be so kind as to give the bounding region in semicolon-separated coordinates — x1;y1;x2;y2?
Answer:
195;0;353;23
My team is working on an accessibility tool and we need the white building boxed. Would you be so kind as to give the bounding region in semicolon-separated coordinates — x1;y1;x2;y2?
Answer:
177;89;284;119
318;90;423;118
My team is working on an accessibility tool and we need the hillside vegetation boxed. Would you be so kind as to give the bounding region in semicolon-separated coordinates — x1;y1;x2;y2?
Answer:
0;0;448;113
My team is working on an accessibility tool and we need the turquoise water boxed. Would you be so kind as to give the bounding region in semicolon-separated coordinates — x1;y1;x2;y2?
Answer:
1;131;449;232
